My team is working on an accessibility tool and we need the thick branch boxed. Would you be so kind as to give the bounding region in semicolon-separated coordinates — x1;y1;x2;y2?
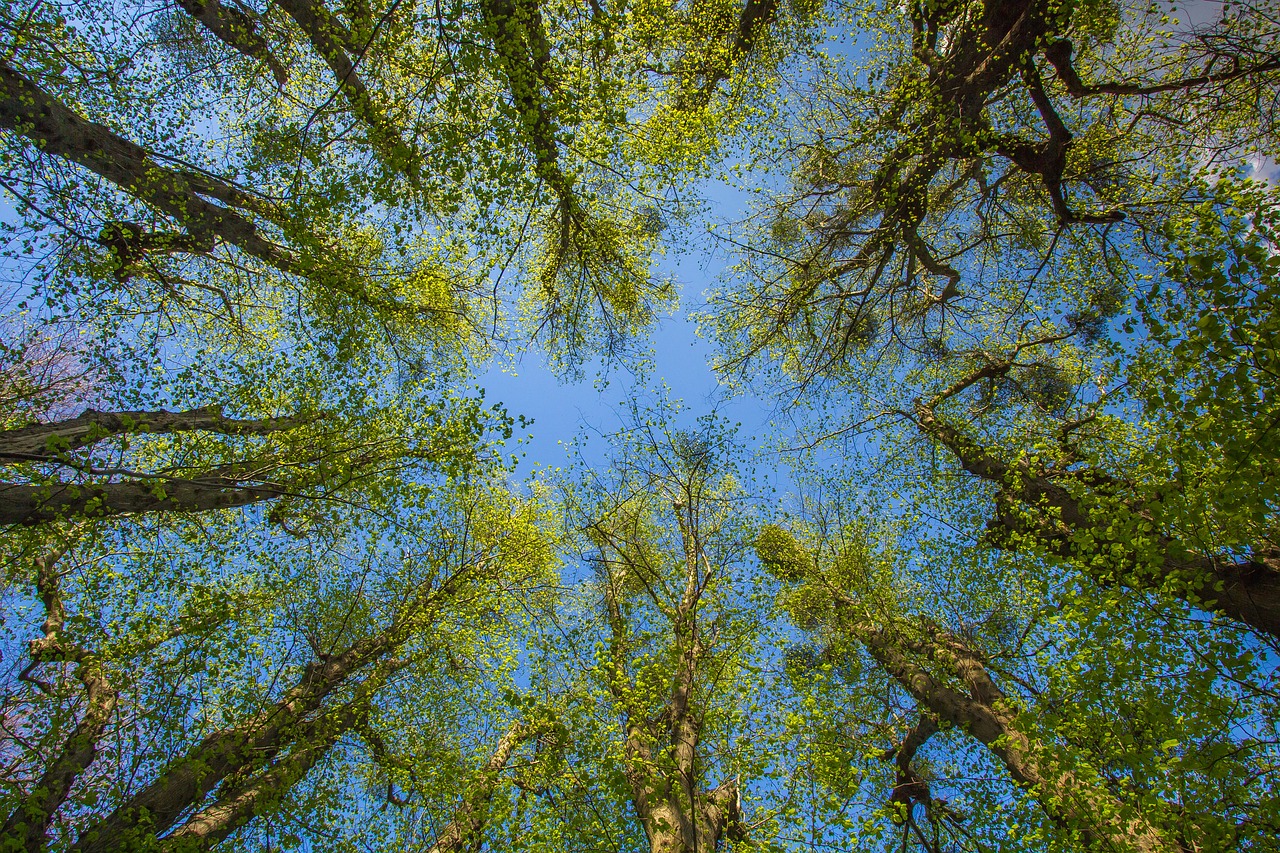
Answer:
0;405;316;461
74;569;460;850
0;475;287;526
886;712;938;816
856;619;1182;853
480;0;575;210
912;398;1280;638
0;61;297;273
159;670;394;850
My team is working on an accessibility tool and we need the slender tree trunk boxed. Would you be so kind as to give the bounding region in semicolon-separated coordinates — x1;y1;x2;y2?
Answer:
425;721;550;853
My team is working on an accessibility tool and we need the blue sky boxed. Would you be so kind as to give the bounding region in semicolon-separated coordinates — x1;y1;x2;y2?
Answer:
477;177;791;484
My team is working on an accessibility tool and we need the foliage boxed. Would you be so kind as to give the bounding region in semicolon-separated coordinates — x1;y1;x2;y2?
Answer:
3;0;1280;851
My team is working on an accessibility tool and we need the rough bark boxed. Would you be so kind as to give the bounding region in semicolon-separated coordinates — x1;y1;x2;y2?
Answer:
911;390;1280;639
854;616;1183;853
0;61;297;273
176;0;289;85
0;405;314;461
0;473;287;526
157;694;373;849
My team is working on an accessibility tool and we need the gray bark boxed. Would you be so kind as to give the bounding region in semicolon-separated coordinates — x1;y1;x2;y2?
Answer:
0;405;314;461
0;61;298;274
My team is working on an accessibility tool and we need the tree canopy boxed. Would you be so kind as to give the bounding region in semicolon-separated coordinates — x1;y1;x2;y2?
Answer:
2;1;1279;851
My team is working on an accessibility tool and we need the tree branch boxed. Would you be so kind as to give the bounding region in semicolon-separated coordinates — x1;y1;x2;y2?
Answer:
0;405;317;462
0;61;298;274
176;0;289;85
1044;38;1280;98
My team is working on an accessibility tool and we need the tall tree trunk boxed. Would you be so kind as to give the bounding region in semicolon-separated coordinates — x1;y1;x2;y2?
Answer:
593;510;745;853
912;390;1280;638
0;406;315;461
853;614;1185;853
73;571;463;850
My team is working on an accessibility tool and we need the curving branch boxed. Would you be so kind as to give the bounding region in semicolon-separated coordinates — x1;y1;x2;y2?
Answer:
885;712;938;817
688;0;782;105
2;543;118;853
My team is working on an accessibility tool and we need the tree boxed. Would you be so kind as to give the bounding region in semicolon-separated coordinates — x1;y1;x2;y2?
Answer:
711;0;1280;383
1;460;556;851
0;2;806;849
0;0;803;374
517;411;777;853
757;508;1279;851
7;0;1280;850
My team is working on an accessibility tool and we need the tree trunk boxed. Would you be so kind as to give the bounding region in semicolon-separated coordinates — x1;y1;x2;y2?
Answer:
856;617;1184;853
0;61;297;273
0;406;314;461
913;403;1280;638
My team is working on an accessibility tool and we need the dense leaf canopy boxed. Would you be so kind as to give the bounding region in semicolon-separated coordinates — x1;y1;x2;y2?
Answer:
2;1;1279;851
